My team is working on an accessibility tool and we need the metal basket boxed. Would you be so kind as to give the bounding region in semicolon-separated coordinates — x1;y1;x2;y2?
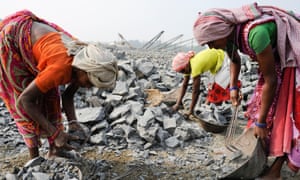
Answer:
218;128;267;179
194;114;228;133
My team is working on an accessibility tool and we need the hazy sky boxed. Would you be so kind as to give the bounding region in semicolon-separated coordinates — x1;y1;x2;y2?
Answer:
0;0;299;43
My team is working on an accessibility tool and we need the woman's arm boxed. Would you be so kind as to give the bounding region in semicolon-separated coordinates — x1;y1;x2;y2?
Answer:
172;75;190;111
229;50;241;106
62;83;85;132
62;83;79;121
17;81;77;149
17;81;57;136
256;45;277;124
188;75;200;115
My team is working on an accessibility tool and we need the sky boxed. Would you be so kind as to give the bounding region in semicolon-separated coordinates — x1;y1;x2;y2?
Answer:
0;0;299;43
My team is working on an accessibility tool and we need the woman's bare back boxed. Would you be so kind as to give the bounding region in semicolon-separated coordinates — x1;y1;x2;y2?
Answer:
31;21;57;45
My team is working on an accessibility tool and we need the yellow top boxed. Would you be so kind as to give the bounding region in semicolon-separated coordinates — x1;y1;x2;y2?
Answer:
189;48;225;78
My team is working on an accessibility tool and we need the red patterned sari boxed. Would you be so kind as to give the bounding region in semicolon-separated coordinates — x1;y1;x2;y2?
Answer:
0;10;72;148
240;17;300;172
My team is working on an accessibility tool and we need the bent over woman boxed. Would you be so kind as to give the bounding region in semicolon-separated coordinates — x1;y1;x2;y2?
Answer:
172;48;241;116
193;3;300;179
0;10;118;160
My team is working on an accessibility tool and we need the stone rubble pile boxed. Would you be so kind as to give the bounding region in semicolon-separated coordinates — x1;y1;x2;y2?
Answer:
0;44;259;179
4;156;111;180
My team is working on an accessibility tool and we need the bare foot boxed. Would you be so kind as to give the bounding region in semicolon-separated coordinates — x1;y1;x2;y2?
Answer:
45;149;80;160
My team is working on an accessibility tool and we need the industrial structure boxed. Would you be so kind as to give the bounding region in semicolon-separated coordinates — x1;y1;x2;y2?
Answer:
117;31;197;51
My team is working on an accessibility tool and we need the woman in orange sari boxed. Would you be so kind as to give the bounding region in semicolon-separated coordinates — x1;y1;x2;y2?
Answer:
0;10;118;160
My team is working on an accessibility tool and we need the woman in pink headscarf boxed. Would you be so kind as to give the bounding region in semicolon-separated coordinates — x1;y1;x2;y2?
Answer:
193;2;300;179
171;48;240;116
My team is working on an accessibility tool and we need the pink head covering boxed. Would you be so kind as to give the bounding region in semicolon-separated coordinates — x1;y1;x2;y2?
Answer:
193;15;234;46
172;51;195;72
193;3;262;46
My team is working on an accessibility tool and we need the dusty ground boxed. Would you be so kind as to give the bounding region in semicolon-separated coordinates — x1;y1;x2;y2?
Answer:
1;89;300;179
1;122;299;180
0;146;209;179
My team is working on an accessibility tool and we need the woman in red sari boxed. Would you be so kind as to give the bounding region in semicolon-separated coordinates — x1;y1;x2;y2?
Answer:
193;3;300;179
0;10;118;160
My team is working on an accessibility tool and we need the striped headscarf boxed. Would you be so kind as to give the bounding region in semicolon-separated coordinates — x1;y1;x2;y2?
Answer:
193;2;300;68
193;3;262;46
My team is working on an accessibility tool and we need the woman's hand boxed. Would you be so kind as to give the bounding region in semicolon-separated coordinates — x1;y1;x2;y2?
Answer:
67;121;84;132
254;126;268;150
230;89;242;106
183;110;192;119
54;130;80;150
67;121;88;142
172;102;183;112
254;126;268;139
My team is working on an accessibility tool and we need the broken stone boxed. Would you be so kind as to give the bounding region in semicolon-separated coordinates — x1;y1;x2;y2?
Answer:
165;136;180;148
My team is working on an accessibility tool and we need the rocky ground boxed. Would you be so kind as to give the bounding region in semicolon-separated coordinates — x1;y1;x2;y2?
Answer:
0;120;299;180
0;44;299;180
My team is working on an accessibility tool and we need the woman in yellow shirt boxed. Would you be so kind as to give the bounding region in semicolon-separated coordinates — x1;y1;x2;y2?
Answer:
172;48;239;116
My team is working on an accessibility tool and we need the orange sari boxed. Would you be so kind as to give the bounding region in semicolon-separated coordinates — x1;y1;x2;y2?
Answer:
0;10;73;148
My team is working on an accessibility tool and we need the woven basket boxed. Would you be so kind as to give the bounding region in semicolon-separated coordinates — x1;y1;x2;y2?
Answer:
194;114;228;133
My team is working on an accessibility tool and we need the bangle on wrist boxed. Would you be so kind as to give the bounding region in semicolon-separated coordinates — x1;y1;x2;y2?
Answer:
255;121;267;128
48;128;61;145
229;86;239;91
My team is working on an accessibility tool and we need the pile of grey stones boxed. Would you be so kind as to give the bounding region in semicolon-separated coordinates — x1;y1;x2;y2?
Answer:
0;43;259;179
